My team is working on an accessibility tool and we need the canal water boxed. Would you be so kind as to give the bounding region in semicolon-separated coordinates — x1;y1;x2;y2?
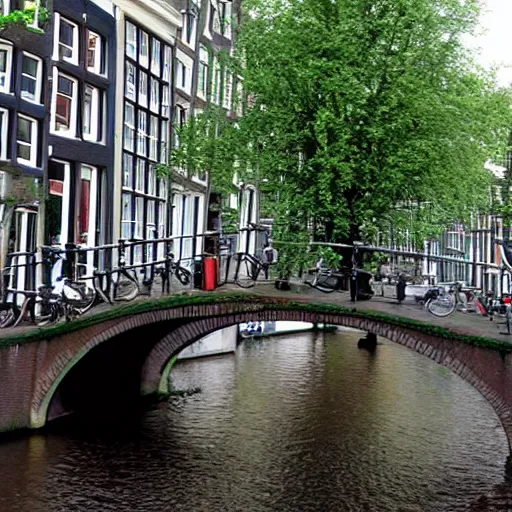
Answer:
0;329;509;511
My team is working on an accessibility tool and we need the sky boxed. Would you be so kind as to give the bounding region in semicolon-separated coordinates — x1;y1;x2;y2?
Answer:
470;0;512;86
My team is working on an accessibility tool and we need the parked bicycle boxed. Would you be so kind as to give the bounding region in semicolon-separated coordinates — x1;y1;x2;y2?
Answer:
91;240;140;305
1;247;96;328
233;223;275;288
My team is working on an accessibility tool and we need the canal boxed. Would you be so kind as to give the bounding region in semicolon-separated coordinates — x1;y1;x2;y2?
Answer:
0;328;509;511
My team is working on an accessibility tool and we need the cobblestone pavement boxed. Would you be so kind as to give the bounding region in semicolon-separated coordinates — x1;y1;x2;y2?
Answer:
1;280;510;342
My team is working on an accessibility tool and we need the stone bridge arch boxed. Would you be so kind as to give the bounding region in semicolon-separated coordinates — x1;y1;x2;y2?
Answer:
24;298;512;452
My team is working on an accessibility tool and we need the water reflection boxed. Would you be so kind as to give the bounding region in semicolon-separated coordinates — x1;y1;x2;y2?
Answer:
0;329;509;511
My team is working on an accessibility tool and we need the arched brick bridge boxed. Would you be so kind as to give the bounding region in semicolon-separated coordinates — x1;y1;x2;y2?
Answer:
0;292;512;454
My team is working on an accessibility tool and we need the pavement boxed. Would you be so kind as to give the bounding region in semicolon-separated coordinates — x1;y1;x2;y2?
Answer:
0;280;509;343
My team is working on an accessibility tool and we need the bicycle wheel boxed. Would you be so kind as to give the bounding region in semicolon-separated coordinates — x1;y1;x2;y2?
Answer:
311;271;338;293
235;255;258;288
427;294;456;317
175;266;192;286
114;271;140;302
35;302;60;327
0;304;19;328
63;281;97;315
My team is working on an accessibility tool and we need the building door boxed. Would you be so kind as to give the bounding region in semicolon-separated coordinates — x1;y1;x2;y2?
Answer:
8;207;38;300
75;165;98;276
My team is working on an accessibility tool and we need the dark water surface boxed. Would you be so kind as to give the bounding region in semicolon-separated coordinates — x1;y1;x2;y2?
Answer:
0;329;509;511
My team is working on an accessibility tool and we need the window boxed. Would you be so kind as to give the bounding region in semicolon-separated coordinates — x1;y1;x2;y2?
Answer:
182;12;195;46
123;153;133;188
197;46;209;99
87;31;104;75
149;116;158;161
139;30;149;68
137;111;147;156
135;158;144;192
124;103;135;151
83;85;101;142
139;71;148;107
0;42;12;94
158;201;166;238
55;14;79;64
211;56;221;104
177;60;187;89
151;39;161;76
160;120;168;163
224;2;232;39
126;21;137;60
17;115;38;167
0;108;8;160
21;53;42;103
159;178;167;199
162;85;170;118
146;200;155;238
236;77;244;116
125;61;136;101
163;46;172;83
121;193;133;239
135;196;144;238
147;164;156;196
52;71;78;136
150;78;159;113
223;72;232;110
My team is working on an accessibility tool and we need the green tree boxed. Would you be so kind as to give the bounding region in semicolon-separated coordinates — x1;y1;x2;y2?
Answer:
223;0;512;246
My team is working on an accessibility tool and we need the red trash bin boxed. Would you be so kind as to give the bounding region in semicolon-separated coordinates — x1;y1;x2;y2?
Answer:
203;257;218;291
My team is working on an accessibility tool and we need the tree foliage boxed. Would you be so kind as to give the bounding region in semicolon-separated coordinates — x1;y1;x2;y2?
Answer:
225;0;512;244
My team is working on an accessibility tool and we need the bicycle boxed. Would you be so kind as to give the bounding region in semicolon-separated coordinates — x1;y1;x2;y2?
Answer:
91;240;140;305
232;224;274;288
7;247;97;327
148;248;192;295
426;282;486;318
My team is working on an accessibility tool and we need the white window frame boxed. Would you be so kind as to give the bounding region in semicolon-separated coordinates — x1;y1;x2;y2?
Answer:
0;41;13;94
139;70;148;107
125;21;137;61
0;108;8;161
223;72;232;110
139;30;149;68
123;153;133;189
83;84;101;142
20;52;42;103
134;196;144;239
123;103;135;151
160;120;169;164
135;158;145;192
181;11;197;49
197;46;209;100
87;30;103;75
137;111;148;156
121;193;133;239
151;38;161;77
51;68;78;137
163;45;172;83
54;13;79;65
150;77;159;113
147;164;156;196
162;85;170;118
224;2;232;39
149;115;158;161
17;114;38;167
125;61;136;101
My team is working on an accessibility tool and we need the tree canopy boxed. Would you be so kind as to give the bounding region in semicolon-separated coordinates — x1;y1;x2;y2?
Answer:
175;0;512;246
